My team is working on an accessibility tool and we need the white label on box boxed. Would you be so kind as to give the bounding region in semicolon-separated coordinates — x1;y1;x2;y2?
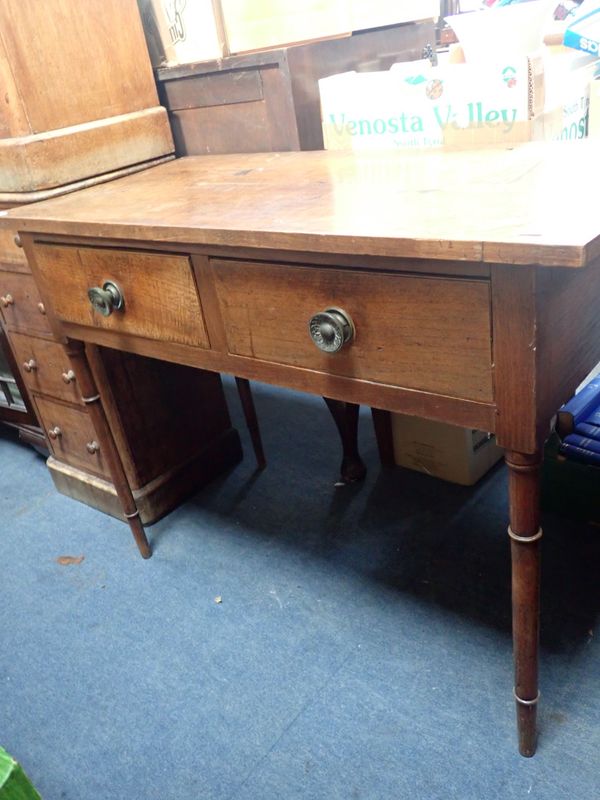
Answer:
320;59;532;150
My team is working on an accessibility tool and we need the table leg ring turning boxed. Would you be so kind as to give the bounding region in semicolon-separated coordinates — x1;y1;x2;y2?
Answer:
508;526;543;544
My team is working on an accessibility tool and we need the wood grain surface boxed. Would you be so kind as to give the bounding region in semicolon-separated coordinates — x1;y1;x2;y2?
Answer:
33;244;209;348
212;259;493;402
5;142;599;267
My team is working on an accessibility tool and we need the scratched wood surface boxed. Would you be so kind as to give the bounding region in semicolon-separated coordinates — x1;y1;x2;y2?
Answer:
212;259;493;401
33;244;209;348
5;141;599;267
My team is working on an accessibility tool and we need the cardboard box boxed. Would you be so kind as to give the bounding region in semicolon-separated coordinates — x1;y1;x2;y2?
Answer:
137;0;227;66
589;75;600;137
320;54;545;150
320;48;599;149
391;415;503;486
564;5;600;57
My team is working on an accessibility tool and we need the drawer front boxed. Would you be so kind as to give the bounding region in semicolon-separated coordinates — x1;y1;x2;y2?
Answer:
212;260;494;403
9;332;82;404
34;396;111;479
0;270;52;334
32;244;209;348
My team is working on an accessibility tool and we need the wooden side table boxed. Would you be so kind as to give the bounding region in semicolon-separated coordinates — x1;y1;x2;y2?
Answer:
7;141;600;757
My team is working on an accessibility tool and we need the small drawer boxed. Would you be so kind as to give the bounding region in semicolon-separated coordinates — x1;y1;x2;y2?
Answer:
32;243;209;347
0;270;52;334
34;396;110;479
211;260;494;403
9;332;82;404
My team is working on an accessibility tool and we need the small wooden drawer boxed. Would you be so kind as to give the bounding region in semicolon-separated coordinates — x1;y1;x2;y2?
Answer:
33;395;110;479
0;270;52;334
32;243;209;347
211;260;494;403
9;332;82;404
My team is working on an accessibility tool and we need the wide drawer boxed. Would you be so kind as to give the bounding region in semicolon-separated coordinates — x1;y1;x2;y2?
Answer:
211;260;494;403
32;244;209;348
33;395;111;479
0;270;52;334
9;332;82;404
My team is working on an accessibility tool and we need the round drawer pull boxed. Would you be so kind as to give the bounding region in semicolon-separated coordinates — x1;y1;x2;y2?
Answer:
37;302;46;315
14;234;23;248
47;426;62;440
308;308;355;354
86;441;100;455
22;359;37;373
62;370;76;384
88;281;124;317
1;294;14;308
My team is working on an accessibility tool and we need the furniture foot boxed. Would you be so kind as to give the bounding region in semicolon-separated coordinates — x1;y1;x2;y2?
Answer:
65;341;152;559
506;451;542;757
323;397;366;483
370;408;395;467
235;377;266;469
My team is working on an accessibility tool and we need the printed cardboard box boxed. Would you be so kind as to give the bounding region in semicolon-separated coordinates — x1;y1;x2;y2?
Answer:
320;54;545;150
589;76;600;136
320;48;598;149
391;415;503;486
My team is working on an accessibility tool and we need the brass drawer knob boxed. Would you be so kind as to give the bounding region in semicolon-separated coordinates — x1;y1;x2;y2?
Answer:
1;294;14;307
14;234;23;248
47;426;62;440
22;359;37;373
62;370;76;384
86;441;100;455
88;281;124;317
37;302;46;315
308;308;355;353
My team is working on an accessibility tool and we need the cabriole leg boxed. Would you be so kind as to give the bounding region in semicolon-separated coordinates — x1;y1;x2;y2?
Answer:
323;397;366;483
506;451;542;757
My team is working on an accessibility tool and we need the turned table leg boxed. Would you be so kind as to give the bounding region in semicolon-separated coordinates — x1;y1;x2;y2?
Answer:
506;451;542;757
323;397;366;483
65;341;152;559
235;377;266;470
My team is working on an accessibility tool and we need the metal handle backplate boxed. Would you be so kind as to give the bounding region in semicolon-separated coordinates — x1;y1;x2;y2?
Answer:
308;308;355;354
88;281;124;317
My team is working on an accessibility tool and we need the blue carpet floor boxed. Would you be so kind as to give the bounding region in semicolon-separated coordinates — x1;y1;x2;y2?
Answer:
1;377;599;800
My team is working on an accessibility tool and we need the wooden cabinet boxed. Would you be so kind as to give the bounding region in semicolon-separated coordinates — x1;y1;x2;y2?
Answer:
157;21;435;156
0;1;242;523
0;0;173;203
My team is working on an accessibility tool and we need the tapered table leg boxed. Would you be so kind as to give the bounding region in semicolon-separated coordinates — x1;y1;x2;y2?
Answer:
506;451;542;757
323;397;366;483
65;341;152;559
235;377;266;470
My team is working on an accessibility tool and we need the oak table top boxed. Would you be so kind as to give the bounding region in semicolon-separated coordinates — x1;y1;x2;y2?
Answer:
3;140;599;267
